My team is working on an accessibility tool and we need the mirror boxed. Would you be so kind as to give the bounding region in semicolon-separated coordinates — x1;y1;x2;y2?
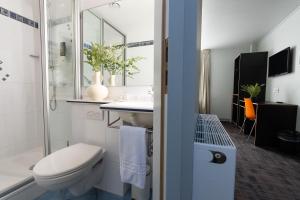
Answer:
81;0;154;87
82;11;125;87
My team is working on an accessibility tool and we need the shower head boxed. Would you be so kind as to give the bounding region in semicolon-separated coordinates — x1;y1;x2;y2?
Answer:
0;60;3;64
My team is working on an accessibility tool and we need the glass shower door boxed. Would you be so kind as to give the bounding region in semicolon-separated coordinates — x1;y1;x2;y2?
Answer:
47;0;74;153
0;1;44;196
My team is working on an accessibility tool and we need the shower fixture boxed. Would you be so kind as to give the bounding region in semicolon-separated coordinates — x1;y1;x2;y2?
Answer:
60;42;66;56
49;65;57;111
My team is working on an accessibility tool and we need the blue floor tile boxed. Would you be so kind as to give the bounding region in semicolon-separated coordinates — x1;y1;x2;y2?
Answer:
36;188;151;200
96;190;131;200
36;189;97;200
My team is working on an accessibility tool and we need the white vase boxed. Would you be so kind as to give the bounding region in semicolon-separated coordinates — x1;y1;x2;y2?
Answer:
109;74;116;86
86;71;108;101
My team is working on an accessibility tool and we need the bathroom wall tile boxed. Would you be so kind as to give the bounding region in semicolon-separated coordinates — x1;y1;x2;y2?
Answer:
107;86;152;100
105;127;121;163
70;104;106;148
127;40;154;48
0;0;43;161
0;3;39;29
95;160;128;196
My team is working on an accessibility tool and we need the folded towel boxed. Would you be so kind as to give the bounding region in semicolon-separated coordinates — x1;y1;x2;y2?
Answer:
119;125;147;189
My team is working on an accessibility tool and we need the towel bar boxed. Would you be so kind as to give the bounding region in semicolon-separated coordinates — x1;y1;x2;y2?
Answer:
105;110;153;156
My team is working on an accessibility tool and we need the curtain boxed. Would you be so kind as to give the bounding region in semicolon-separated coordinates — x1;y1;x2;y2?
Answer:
199;49;211;114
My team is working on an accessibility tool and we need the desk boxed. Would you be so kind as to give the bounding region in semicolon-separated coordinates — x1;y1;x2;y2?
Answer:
242;102;298;147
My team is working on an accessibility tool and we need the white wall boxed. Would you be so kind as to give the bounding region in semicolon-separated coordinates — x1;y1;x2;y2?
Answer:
70;86;152;196
210;45;250;120
256;6;300;131
124;21;154;87
70;104;128;196
0;0;43;158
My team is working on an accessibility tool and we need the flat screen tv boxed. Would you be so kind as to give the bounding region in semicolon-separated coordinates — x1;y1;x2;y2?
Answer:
268;47;292;77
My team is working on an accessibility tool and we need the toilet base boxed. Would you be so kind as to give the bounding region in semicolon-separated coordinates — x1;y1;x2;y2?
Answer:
69;159;104;196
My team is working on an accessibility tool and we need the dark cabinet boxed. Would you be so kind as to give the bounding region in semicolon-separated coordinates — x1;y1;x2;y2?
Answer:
231;52;268;126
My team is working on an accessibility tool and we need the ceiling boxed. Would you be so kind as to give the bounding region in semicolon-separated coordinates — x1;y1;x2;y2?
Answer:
201;0;300;49
88;0;154;40
80;0;117;11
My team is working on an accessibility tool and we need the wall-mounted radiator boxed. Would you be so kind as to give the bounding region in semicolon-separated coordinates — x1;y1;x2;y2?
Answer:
193;114;236;200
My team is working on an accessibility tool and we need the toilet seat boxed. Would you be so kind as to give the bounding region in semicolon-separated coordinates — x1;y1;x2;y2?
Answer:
33;143;104;180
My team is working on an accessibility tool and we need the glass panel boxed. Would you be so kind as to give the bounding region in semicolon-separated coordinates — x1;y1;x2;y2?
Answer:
0;2;44;195
47;0;74;153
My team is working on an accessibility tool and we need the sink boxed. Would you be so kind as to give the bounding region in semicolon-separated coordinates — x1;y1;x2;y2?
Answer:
100;101;153;128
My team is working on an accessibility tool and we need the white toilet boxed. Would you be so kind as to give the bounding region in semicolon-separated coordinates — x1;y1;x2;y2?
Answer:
33;143;105;196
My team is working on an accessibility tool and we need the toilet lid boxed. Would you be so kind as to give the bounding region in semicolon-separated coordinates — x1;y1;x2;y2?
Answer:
33;143;104;178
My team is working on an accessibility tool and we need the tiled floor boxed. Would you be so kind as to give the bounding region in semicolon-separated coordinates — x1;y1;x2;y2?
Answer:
36;189;133;200
223;122;300;200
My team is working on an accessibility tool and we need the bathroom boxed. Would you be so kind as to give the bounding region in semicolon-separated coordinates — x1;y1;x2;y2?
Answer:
0;0;156;199
0;0;201;199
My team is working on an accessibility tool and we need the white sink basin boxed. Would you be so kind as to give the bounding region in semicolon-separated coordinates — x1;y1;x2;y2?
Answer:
101;101;153;128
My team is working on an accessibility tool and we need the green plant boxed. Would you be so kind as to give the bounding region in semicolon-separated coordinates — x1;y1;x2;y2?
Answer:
241;83;264;99
83;43;143;77
83;43;108;72
102;45;143;77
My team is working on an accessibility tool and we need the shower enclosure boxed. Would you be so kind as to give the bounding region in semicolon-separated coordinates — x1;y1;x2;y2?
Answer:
0;0;76;197
46;0;74;153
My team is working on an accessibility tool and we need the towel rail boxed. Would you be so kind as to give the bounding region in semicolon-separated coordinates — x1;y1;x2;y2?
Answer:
107;110;121;128
105;110;153;156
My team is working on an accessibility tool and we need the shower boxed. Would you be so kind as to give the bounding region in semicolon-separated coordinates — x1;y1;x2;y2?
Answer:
46;0;74;152
49;65;57;111
48;5;73;111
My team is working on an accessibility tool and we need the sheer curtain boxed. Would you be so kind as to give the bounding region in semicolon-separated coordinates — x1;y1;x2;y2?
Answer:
199;49;211;113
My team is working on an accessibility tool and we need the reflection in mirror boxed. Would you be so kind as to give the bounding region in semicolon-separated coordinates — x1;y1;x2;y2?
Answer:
82;11;101;87
81;0;154;87
102;21;126;86
82;11;125;87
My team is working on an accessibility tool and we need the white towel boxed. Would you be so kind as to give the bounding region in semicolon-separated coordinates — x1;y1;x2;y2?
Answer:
119;125;147;189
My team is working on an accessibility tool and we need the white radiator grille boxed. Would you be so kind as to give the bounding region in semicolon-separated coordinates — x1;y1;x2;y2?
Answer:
194;114;235;147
